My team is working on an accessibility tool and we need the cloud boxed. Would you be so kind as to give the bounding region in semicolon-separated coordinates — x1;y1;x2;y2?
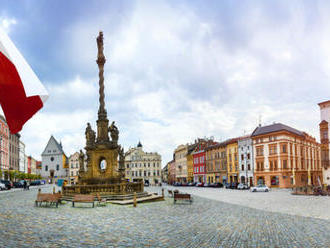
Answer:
11;1;330;165
0;17;16;33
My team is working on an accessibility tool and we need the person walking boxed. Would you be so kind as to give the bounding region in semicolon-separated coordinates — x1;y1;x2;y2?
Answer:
23;180;27;190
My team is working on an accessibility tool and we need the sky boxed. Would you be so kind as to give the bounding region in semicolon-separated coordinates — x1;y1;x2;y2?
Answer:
1;0;330;166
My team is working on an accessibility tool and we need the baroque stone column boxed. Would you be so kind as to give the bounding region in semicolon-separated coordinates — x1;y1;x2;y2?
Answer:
96;31;109;143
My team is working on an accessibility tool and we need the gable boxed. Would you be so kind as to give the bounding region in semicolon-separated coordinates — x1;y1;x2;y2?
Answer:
41;136;64;156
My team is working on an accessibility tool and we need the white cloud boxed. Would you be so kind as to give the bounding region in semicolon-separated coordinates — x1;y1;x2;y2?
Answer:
0;17;17;33
16;1;330;165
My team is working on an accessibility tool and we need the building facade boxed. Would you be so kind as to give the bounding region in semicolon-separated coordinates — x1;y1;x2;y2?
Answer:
205;141;228;184
9;132;20;171
69;152;80;185
19;140;26;172
318;100;330;185
252;123;322;188
125;142;162;185
186;144;197;183
41;136;69;182
227;138;239;184
0;115;9;178
161;163;168;183
238;136;254;186
174;144;188;183
28;156;37;175
167;159;176;185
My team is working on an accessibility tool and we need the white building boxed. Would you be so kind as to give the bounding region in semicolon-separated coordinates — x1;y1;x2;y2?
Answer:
238;136;254;186
24;154;28;174
41;136;68;182
318;100;330;186
19;141;26;172
68;152;80;185
125;142;162;185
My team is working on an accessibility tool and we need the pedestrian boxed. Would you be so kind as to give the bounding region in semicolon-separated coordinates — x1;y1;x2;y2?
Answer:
23;180;27;190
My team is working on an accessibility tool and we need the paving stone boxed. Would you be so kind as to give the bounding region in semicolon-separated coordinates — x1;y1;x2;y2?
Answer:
0;185;329;247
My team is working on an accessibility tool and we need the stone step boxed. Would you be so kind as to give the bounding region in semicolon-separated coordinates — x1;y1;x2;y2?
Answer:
61;191;152;202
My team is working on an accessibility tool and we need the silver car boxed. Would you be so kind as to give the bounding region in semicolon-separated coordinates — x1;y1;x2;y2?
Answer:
0;182;6;191
250;184;270;192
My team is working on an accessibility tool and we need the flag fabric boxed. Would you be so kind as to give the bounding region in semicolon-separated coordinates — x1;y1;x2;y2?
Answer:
0;28;48;134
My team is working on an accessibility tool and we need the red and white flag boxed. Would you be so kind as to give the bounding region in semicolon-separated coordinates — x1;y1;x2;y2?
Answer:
0;28;48;134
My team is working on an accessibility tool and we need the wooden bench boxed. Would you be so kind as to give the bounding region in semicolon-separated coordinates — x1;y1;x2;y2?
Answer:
35;193;60;207
96;193;107;206
174;193;192;204
72;194;95;208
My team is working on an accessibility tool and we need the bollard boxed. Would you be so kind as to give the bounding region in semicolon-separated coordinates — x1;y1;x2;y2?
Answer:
53;186;55;194
133;192;137;207
162;188;164;198
38;188;41;194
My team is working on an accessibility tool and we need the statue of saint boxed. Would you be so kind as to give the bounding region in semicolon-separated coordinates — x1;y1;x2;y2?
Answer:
85;123;95;147
79;150;85;172
109;121;119;143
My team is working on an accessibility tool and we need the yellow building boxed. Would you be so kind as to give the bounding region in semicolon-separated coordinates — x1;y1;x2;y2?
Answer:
187;143;198;183
226;138;239;183
205;141;228;184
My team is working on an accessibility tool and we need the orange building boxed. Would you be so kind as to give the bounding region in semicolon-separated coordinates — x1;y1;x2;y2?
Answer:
251;123;322;188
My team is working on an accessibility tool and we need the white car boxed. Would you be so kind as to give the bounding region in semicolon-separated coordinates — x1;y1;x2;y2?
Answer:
250;184;270;192
0;182;6;191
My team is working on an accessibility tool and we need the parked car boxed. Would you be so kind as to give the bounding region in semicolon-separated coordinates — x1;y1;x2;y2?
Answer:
204;183;211;187
188;182;196;186
227;182;238;189
30;180;42;186
181;182;188;187
196;182;204;187
0;182;6;190
250;184;270;192
210;182;223;188
237;183;249;190
13;181;24;188
224;183;231;189
0;180;12;190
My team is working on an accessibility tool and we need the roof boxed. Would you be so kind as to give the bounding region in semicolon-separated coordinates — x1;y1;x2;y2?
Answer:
137;141;142;147
251;123;304;137
41;135;65;156
318;100;330;106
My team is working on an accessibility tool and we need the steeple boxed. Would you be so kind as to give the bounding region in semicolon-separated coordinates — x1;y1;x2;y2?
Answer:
96;31;109;143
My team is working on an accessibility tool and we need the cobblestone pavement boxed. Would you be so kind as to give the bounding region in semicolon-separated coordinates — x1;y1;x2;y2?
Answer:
0;185;329;248
165;185;330;220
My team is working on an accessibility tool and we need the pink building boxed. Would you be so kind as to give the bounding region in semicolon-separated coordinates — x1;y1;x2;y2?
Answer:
0;115;9;177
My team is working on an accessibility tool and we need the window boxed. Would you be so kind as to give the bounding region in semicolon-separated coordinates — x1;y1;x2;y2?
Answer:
197;167;199;173
71;171;73;176
247;153;250;159
283;160;287;169
56;164;59;171
144;171;146;176
282;145;287;153
242;164;244;171
241;154;244;160
45;165;48;171
323;131;328;139
248;164;251;170
144;163;146;167
153;163;155;167
127;164;129;169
